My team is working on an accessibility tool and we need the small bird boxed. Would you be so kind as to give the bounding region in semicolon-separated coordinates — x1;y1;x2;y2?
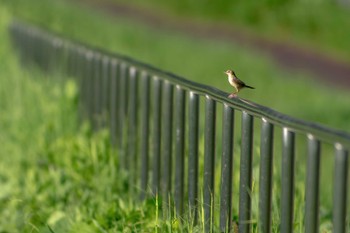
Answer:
224;69;254;97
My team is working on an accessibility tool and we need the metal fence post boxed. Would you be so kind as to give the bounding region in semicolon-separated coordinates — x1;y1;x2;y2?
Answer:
109;59;119;147
93;53;102;130
140;71;150;200
259;119;274;233
188;91;200;223
127;67;138;187
85;51;95;125
101;55;111;127
152;77;162;195
161;81;174;212
305;135;321;233
117;62;128;169
220;104;234;232
333;144;349;233
174;85;186;215
281;128;295;233
203;96;216;233
239;111;254;233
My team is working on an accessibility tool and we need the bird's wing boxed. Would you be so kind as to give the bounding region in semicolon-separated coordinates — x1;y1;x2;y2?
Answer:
235;78;246;86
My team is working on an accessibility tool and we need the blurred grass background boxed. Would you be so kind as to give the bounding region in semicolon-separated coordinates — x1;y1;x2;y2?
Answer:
2;0;350;130
0;0;349;232
0;7;161;232
115;0;350;61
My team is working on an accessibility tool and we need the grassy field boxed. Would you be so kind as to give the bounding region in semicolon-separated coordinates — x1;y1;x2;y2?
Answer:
0;0;349;232
3;0;350;130
0;9;166;232
115;0;350;62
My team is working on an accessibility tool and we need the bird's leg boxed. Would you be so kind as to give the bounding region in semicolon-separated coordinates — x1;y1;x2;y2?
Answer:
228;88;239;98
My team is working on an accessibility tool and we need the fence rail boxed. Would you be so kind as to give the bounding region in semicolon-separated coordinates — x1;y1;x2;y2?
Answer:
9;20;349;233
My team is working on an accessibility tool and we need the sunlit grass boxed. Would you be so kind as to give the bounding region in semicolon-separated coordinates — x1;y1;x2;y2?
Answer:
0;1;348;232
114;0;350;62
4;0;350;131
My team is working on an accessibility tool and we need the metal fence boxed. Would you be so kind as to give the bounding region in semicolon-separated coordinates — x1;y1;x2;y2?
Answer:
9;20;350;233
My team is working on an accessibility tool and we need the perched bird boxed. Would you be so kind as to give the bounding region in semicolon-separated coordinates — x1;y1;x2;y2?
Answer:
224;69;254;97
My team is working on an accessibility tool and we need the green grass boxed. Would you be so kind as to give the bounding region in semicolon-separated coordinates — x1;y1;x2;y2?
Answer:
0;7;211;232
3;0;350;131
114;0;350;62
0;9;162;232
0;0;349;232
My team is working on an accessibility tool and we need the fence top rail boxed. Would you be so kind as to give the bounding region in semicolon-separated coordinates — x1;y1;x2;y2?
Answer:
10;20;350;148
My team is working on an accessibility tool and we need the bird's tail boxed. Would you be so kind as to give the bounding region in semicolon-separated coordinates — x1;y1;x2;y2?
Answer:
245;85;255;89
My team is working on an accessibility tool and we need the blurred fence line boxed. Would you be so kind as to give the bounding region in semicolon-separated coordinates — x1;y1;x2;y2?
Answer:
9;20;349;233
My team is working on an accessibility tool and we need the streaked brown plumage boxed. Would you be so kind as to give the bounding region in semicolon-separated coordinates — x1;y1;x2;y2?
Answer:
224;69;254;96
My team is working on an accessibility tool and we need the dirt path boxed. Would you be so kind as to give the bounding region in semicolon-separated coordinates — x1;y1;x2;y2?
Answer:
79;0;350;88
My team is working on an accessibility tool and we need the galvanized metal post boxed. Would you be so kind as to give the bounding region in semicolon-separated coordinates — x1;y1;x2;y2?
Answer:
305;135;321;233
32;31;40;67
101;55;110;126
140;71;150;200
127;67;138;185
152;77;162;195
174;85;186;215
333;144;348;233
203;96;216;233
239;111;254;233
75;46;85;100
220;104;234;232
42;33;50;70
62;42;70;76
86;51;95;125
109;59;119;147
76;47;86;119
281;128;295;233
161;81;174;202
68;43;77;77
82;50;90;119
52;38;64;73
259;119;274;233
188;91;199;222
66;43;75;76
117;63;128;169
93;53;102;130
